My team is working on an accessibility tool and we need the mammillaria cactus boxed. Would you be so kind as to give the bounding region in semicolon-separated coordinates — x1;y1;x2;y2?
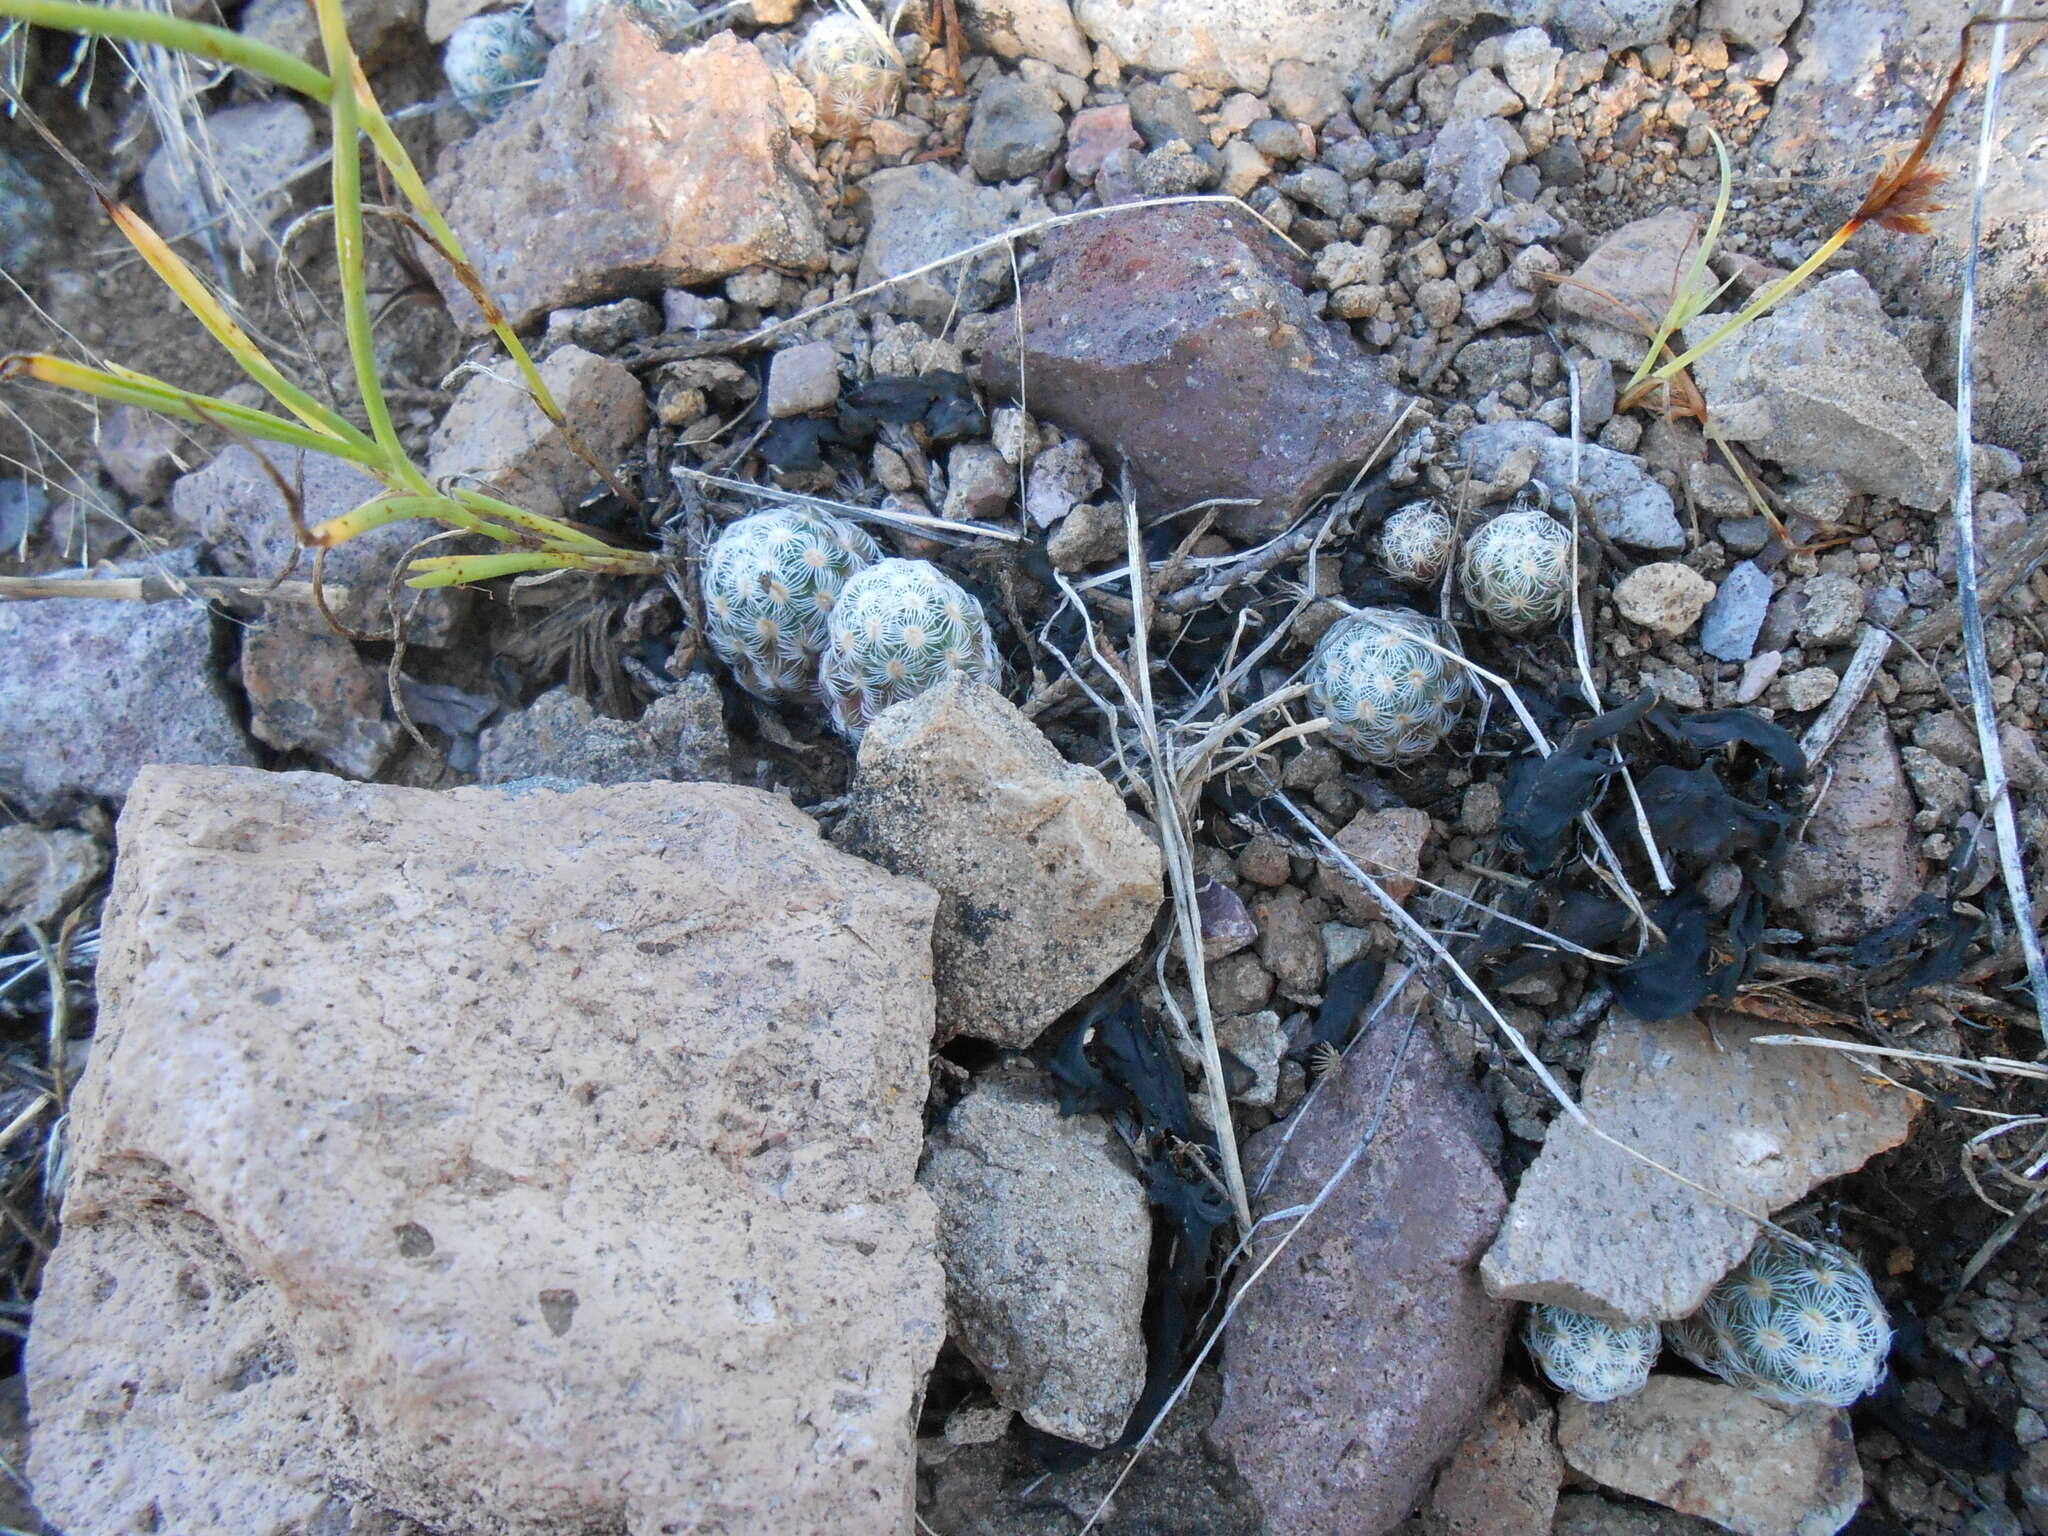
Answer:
0;147;54;272
1458;501;1573;632
1307;608;1469;766
1664;1231;1891;1407
702;507;880;702
1525;1304;1660;1403
1376;499;1456;587
444;11;551;123
794;0;906;140
820;557;1001;739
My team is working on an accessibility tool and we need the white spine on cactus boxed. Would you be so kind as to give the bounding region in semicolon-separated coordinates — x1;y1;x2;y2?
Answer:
444;11;552;123
1664;1232;1891;1407
1458;503;1572;632
1525;1304;1660;1403
820;557;1001;739
1306;608;1468;766
1376;499;1456;587
794;1;906;140
702;507;880;702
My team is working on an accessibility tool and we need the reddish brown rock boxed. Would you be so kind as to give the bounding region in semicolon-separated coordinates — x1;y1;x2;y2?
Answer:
1421;1385;1562;1536
1212;1010;1510;1534
429;21;827;332
239;621;400;780
1332;804;1431;915
980;204;1412;537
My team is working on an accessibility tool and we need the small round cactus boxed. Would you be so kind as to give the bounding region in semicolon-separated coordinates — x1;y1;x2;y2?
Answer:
820;557;1001;739
0;147;54;272
1459;503;1572;632
1307;608;1469;766
795;2;906;140
702;507;880;702
1664;1232;1891;1407
444;11;552;123
1525;1305;1660;1403
1376;499;1455;587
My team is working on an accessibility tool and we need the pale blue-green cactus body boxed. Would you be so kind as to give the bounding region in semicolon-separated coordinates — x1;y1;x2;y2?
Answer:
703;507;880;702
444;11;552;123
820;557;1000;739
1376;499;1455;587
1307;608;1468;766
1459;504;1572;632
1525;1304;1660;1402
1664;1232;1891;1407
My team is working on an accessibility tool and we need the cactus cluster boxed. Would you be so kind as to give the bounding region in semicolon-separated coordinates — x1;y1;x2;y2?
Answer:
1307;608;1468;766
0;147;53;272
821;557;1001;740
1524;1305;1660;1403
1459;501;1572;632
1665;1232;1891;1407
1375;499;1456;588
443;11;551;123
794;1;905;139
702;507;880;702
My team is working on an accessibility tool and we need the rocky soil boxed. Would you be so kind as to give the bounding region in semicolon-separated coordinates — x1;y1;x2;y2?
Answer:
1;0;2046;1532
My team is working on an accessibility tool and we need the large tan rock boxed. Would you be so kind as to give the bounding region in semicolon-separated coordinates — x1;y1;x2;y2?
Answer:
1481;1010;1917;1324
29;767;944;1536
430;22;827;331
1558;1376;1861;1536
841;679;1163;1048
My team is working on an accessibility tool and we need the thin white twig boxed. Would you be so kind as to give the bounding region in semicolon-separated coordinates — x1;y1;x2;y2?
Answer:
1950;0;2048;1033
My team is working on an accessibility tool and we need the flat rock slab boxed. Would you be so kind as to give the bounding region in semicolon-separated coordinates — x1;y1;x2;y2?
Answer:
430;22;826;331
1420;1385;1561;1536
0;552;256;818
1460;419;1685;552
919;1066;1150;1446
1212;1012;1510;1535
1558;1376;1861;1536
842;679;1162;1048
980;203;1411;539
1481;1010;1917;1324
1779;706;1922;944
29;767;943;1536
476;680;729;785
1687;271;1956;511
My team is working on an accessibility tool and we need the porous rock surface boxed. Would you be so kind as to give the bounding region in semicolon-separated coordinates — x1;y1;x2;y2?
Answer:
28;767;944;1536
476;680;730;785
981;203;1411;538
169;444;463;642
1481;1010;1917;1324
1212;1011;1511;1534
918;1066;1150;1447
429;21;826;331
1779;706;1922;943
1558;1376;1862;1536
0;551;256;818
841;678;1162;1048
1415;1385;1562;1536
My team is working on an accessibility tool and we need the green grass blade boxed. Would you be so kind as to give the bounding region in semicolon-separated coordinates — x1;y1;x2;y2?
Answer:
0;0;332;98
1624;127;1733;395
405;548;661;587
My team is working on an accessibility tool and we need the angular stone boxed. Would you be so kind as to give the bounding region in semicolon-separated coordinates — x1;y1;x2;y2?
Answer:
1780;706;1921;942
1421;1385;1562;1536
1213;1010;1509;1533
429;23;826;331
1687;272;1957;511
965;76;1066;182
842;679;1162;1047
240;0;417;67
1332;805;1430;914
28;767;943;1536
169;445;464;642
1699;559;1771;663
982;204;1411;538
1197;875;1258;960
1558;1376;1861;1536
1266;58;1348;124
1064;103;1143;180
1424;117;1515;222
0;826;106;936
476;680;729;785
95;405;193;503
141;100;314;259
240;620;401;780
956;0;1093;75
432;346;647;527
1069;0;1686;88
919;1066;1149;1447
1024;436;1104;528
1481;1009;1918;1323
857;163;1040;324
1614;563;1716;637
1554;207;1700;356
1553;1493;1726;1535
0;552;256;818
764;340;842;418
1460;420;1685;552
